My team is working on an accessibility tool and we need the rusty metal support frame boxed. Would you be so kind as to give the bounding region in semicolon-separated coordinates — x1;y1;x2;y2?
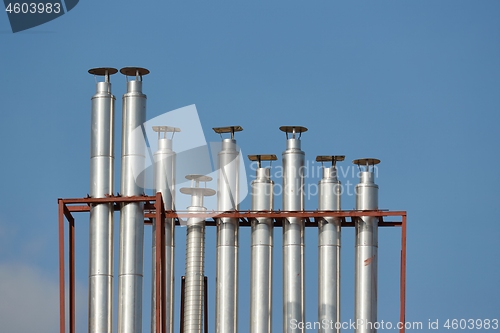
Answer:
58;194;166;333
58;195;407;333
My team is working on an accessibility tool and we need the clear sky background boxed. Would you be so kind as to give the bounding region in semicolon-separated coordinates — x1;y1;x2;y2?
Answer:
1;1;499;333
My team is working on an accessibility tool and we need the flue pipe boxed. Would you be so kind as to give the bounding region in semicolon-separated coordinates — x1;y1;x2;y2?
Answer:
249;154;277;333
214;126;243;333
118;67;149;333
280;126;308;333
316;155;344;333
181;175;216;333
88;67;117;333
151;126;180;333
353;158;380;333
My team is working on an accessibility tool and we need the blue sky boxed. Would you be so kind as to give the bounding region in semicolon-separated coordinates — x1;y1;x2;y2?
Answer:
0;1;499;332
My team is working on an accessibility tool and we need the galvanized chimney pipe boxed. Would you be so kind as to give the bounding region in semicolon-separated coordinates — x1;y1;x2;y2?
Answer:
317;156;344;333
118;67;149;333
88;67;117;333
249;155;276;333
354;158;380;333
214;126;242;333
151;126;180;333
181;175;216;333
280;126;307;333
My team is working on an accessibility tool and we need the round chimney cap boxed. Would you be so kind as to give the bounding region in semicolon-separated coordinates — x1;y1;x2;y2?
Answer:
316;155;345;163
152;126;181;133
353;158;381;166
120;67;150;76
213;126;243;134
279;126;308;134
88;67;118;76
185;174;213;182
248;154;278;162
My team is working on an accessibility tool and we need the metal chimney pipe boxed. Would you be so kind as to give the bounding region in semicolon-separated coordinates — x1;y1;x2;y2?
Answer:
353;158;380;333
88;67;117;333
316;156;344;333
214;126;243;333
280;126;307;333
151;126;180;333
249;154;277;333
181;175;216;333
118;67;149;333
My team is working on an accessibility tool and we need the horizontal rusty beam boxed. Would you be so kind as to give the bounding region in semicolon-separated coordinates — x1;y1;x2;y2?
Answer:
160;210;406;219
59;196;406;228
59;195;155;204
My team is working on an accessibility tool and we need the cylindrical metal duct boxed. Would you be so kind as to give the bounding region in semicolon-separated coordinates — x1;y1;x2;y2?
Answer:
249;155;277;333
280;126;307;333
353;158;380;333
88;67;117;333
151;126;180;333
316;156;344;333
214;126;242;333
180;175;216;333
118;67;149;333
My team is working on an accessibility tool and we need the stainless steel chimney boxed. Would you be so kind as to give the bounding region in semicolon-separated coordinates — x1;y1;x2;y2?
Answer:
151;126;180;333
248;154;277;333
88;67;117;333
353;158;380;333
280;126;307;333
181;175;216;333
118;67;149;333
214;126;243;333
316;156;344;333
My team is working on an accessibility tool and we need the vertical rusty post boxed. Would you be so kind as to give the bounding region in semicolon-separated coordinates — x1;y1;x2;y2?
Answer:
69;212;75;333
180;276;185;333
160;192;167;333
58;199;66;333
155;193;163;333
204;276;208;333
399;213;407;333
